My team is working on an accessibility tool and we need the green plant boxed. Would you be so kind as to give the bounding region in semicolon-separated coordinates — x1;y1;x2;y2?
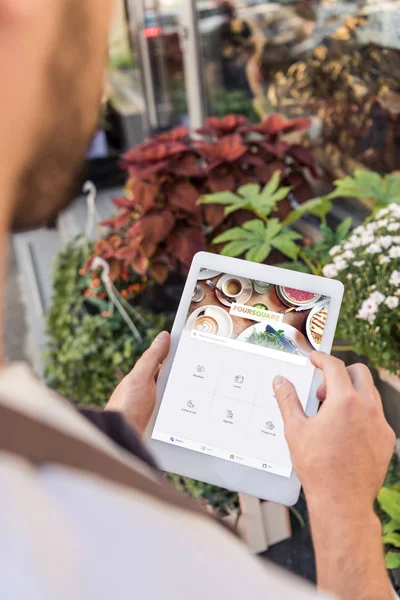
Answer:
200;171;331;264
108;50;136;71
317;170;400;216
209;88;258;122
44;237;170;406
378;484;400;570
322;203;400;375
94;114;318;283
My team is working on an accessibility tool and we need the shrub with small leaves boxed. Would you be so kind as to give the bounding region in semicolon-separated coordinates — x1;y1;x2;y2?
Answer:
323;203;400;374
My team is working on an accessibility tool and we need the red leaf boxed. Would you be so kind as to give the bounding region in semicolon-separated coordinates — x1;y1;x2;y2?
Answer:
129;179;160;214
131;248;149;275
244;114;311;136
197;134;247;167
123;140;187;165
155;125;189;142
149;262;169;284
197;114;249;136
287;145;318;178
254;160;285;183
260;141;291;158
108;258;122;282
168;181;200;212
101;211;132;230
208;168;236;192
203;204;225;229
128;210;175;245
167;227;205;267
112;196;136;210
168;152;203;177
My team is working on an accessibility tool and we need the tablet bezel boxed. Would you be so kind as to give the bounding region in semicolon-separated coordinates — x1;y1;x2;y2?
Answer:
147;252;344;505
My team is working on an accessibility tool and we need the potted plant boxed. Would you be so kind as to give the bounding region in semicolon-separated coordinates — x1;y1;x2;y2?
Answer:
44;236;170;406
92;114;318;284
322;202;400;382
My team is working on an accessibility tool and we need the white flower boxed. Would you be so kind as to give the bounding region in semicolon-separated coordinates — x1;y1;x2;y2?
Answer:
342;250;355;260
360;233;375;246
385;296;399;309
322;264;338;278
353;260;365;267
389;270;400;286
366;222;379;233
393;236;400;244
376;219;389;228
389;246;400;259
389;203;400;216
346;273;353;280
370;285;377;291
379;255;391;265
366;243;382;254
370;291;385;304
329;245;342;256
345;237;361;249
335;258;348;272
374;326;380;333
353;225;365;235
378;236;393;249
388;222;400;232
376;207;390;218
357;298;379;323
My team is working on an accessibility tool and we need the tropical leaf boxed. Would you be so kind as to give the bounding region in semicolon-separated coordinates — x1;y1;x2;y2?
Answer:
383;520;399;535
328;170;400;211
383;533;400;548
212;218;303;263
385;552;400;570
283;196;332;227
199;171;291;219
377;487;400;522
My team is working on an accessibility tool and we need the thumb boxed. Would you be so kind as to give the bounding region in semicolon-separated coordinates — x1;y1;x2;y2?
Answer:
273;376;306;426
132;331;170;380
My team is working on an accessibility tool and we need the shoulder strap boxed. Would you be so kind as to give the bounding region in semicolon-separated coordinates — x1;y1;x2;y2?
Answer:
0;401;206;517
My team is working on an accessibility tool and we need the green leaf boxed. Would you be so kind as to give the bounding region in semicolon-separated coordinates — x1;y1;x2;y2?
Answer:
213;227;248;244
383;520;398;535
378;487;400;522
237;183;260;199
246;243;271;263
383;533;400;548
221;240;254;257
271;234;300;260
199;191;238;205
265;218;282;240
283;196;332;227
260;170;281;199
336;216;353;239
224;199;248;216
242;220;266;235
385;552;400;570
279;261;311;273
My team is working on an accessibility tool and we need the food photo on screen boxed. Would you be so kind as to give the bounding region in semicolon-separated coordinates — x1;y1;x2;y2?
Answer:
186;269;331;360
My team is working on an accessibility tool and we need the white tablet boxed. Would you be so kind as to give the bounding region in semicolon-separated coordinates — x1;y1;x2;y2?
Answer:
149;252;344;505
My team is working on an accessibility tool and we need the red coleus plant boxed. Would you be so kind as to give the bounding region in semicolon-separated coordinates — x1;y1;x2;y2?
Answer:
92;114;317;283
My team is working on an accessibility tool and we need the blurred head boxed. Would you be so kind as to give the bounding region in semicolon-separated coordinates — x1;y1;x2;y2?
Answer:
0;0;114;231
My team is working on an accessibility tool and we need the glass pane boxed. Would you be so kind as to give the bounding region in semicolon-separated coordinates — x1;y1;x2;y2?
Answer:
142;0;188;130
196;0;400;189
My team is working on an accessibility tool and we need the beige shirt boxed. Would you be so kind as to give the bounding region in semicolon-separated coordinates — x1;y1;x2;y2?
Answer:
0;364;332;600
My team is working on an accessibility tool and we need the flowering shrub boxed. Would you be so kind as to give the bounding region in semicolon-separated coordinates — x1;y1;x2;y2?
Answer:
323;203;400;374
93;114;317;283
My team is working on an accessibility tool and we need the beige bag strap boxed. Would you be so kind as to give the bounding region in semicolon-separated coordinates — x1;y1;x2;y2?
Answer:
0;401;207;517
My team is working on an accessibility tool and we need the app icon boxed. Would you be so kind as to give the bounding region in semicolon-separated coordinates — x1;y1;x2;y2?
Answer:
265;421;275;431
197;365;205;373
262;463;267;469
226;409;234;419
230;454;235;460
170;437;175;442
187;400;195;409
235;375;244;384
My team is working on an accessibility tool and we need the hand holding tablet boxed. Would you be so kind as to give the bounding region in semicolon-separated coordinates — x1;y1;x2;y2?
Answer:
148;252;344;505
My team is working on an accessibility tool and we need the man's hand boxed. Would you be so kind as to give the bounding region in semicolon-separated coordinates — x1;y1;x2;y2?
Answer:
105;331;170;436
273;352;395;600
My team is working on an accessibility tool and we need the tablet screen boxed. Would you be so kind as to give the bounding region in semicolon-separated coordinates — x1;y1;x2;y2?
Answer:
152;269;331;478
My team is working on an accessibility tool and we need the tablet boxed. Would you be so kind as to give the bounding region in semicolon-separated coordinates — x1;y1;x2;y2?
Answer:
149;252;344;505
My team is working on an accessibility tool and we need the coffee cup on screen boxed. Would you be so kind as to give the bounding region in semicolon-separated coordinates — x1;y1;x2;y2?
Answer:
192;315;219;334
222;277;243;299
